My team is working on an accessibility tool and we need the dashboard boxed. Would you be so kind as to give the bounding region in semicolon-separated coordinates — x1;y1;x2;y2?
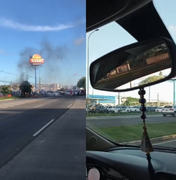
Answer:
86;147;176;180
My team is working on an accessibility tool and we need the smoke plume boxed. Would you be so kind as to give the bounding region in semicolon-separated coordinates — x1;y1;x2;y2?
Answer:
17;39;68;85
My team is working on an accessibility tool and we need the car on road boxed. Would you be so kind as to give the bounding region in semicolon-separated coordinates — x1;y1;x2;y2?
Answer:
162;105;176;116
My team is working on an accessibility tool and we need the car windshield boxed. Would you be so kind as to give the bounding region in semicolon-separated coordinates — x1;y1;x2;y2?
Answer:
86;0;176;149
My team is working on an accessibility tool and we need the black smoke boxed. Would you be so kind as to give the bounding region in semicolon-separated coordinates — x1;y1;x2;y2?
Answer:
17;39;68;85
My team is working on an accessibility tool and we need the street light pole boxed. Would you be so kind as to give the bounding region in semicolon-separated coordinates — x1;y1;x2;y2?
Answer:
87;29;99;99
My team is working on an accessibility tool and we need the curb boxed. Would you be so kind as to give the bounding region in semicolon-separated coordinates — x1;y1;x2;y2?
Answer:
123;134;176;145
0;99;15;101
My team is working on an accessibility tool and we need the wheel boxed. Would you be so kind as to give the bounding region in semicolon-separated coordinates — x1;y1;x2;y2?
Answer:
163;114;166;117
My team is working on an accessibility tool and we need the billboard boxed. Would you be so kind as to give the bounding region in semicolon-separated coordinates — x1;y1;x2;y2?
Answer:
29;54;44;65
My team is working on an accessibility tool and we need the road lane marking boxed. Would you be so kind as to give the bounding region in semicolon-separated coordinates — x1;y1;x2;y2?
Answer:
33;119;54;137
33;104;45;108
68;104;72;108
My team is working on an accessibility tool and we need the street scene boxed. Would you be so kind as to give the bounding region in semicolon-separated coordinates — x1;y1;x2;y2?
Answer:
0;0;86;179
0;95;85;179
86;23;176;149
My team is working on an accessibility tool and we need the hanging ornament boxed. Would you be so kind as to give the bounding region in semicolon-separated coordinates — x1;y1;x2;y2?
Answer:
138;88;154;153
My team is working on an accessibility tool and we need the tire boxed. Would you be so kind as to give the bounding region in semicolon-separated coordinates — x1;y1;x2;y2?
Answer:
163;114;166;117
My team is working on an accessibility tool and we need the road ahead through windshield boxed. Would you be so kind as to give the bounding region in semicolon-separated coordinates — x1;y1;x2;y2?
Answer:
0;96;85;179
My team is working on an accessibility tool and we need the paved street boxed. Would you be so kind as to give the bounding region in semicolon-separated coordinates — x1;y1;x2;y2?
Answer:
86;114;176;128
154;139;176;148
0;96;85;180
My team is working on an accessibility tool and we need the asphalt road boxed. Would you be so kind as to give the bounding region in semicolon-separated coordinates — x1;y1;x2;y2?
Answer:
0;96;85;180
86;114;176;128
153;139;176;148
0;96;83;170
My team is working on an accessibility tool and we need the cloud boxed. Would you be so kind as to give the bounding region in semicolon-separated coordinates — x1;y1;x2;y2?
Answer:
74;37;84;45
0;17;85;32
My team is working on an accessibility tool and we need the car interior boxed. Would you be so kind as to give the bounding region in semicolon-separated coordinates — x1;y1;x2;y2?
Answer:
86;0;176;180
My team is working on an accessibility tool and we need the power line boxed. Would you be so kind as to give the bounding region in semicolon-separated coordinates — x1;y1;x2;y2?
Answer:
0;70;33;78
0;70;18;76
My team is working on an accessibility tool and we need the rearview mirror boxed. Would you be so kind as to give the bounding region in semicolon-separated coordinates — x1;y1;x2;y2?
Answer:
90;38;176;92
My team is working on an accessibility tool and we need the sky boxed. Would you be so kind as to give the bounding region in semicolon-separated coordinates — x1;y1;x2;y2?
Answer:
0;0;86;87
86;0;176;103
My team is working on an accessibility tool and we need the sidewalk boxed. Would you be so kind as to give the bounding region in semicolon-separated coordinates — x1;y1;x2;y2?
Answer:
0;98;86;180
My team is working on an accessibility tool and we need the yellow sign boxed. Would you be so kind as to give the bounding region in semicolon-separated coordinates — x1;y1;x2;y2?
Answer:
29;54;44;65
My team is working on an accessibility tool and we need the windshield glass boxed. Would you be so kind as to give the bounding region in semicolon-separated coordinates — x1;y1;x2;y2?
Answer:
86;0;176;149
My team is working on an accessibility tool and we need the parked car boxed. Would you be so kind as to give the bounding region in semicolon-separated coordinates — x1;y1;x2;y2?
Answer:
107;106;120;113
146;106;158;112
162;105;176;117
47;91;55;96
65;91;71;95
53;92;60;96
129;106;141;112
121;107;131;113
155;107;163;112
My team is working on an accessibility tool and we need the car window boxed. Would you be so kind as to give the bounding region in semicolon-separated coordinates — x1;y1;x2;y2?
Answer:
86;1;176;149
164;106;172;108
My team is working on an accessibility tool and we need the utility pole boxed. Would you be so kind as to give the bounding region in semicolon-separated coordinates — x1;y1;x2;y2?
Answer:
35;66;37;91
174;80;176;106
118;92;121;105
157;93;160;107
149;86;151;103
39;77;41;91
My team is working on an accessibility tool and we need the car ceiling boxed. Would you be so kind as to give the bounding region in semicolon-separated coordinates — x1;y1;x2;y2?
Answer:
87;0;173;42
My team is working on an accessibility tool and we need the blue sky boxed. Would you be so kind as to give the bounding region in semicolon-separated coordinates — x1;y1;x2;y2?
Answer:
86;0;176;102
0;0;86;86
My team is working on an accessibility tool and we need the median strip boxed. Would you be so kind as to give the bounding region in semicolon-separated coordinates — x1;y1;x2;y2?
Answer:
33;119;55;137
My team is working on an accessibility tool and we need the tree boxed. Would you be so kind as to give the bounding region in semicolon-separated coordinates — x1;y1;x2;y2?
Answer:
123;97;140;106
19;81;32;96
139;75;164;86
0;85;11;95
77;77;86;89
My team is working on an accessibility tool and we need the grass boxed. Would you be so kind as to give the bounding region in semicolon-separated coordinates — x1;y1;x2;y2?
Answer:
93;122;176;143
0;96;19;100
86;112;161;117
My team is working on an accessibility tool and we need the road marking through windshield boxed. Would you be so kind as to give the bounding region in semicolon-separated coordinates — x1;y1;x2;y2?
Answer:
68;104;72;108
33;119;54;137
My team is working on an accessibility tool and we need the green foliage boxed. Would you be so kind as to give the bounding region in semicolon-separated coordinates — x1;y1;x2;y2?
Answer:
123;96;140;106
19;81;32;95
139;75;164;86
0;85;11;95
77;77;86;89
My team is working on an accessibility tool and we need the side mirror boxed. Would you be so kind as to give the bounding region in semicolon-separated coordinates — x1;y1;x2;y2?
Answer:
90;38;176;92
